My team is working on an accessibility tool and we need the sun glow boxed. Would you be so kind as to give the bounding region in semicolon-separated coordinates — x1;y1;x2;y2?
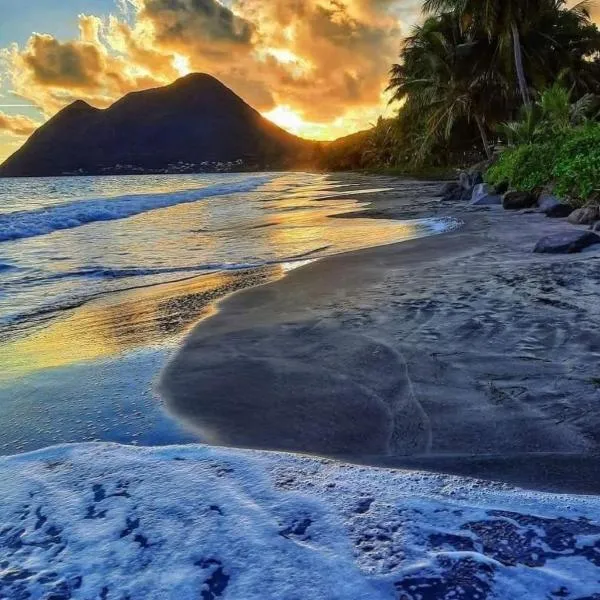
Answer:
173;53;192;77
264;105;306;135
264;105;354;140
263;101;395;141
257;47;312;77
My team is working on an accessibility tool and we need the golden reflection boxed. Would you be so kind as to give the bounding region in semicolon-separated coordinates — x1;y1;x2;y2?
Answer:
0;186;437;381
266;199;424;255
0;265;282;380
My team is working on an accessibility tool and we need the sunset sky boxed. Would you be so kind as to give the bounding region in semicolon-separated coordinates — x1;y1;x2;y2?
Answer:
0;1;596;164
0;0;428;162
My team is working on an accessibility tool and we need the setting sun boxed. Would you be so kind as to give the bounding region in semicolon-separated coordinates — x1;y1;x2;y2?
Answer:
263;105;305;135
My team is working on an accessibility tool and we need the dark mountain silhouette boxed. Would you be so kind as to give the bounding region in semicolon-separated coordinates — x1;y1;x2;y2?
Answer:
0;74;316;177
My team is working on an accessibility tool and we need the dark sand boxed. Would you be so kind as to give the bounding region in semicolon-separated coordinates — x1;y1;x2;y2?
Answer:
159;176;600;495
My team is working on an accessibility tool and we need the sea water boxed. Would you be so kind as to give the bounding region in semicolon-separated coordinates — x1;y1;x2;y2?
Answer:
0;171;453;453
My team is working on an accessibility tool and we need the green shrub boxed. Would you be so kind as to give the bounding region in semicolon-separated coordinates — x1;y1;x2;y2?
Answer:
487;143;555;191
486;124;600;205
552;126;600;204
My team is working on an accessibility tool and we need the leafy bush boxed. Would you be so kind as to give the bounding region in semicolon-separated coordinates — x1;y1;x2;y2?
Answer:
487;143;555;191
487;124;600;205
552;126;600;202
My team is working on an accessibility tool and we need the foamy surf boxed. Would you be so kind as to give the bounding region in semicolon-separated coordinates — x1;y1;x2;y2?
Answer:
0;174;276;242
1;442;599;599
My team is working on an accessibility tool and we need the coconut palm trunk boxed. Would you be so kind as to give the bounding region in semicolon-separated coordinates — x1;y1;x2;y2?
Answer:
511;22;531;106
474;115;492;159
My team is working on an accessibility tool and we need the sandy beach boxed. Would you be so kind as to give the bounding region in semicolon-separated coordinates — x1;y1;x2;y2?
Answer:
160;176;600;495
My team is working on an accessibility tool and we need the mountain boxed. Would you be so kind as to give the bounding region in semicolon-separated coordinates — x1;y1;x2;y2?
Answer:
316;129;372;171
0;74;316;177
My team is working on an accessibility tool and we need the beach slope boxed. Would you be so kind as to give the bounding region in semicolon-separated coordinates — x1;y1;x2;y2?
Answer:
160;178;600;493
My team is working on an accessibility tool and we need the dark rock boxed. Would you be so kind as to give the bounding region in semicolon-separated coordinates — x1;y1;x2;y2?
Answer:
439;181;463;201
591;221;600;232
546;204;575;218
494;180;509;195
537;194;574;218
438;181;459;197
471;171;484;186
503;191;536;210
461;186;474;201
534;231;600;254
459;170;484;190
459;171;472;190
442;182;475;202
568;206;600;225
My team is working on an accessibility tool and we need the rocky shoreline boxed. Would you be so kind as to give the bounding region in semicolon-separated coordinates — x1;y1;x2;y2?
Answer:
441;168;600;254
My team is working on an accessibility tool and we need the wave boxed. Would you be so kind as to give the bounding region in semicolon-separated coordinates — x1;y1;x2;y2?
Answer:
0;174;275;243
1;443;599;600
45;262;265;281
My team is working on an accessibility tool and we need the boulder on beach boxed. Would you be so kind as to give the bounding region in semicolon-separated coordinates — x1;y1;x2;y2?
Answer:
568;206;600;225
546;204;575;218
439;181;466;201
470;183;501;206
438;181;459;197
440;180;474;202
459;169;483;190
503;191;536;210
537;194;574;218
494;180;510;195
458;171;471;190
534;231;600;254
471;171;484;186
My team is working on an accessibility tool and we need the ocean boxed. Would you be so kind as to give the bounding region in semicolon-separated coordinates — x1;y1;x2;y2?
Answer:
0;172;453;454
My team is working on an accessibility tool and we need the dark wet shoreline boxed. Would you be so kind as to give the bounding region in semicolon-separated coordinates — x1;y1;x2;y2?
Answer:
159;177;600;495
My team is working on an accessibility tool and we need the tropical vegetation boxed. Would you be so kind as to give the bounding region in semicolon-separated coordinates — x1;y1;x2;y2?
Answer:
323;0;600;200
487;85;600;204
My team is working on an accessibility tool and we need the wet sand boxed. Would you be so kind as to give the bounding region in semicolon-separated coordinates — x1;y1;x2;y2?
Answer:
159;177;600;494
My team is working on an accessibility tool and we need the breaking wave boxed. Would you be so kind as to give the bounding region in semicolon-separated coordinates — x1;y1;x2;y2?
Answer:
0;174;275;243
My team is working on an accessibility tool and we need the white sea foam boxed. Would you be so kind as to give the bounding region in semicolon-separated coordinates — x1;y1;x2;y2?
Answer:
0;174;275;242
1;443;599;599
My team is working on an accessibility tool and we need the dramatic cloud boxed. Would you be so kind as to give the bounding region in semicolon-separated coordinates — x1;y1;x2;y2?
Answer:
1;0;421;143
141;0;256;55
20;35;104;89
6;14;175;116
0;111;39;136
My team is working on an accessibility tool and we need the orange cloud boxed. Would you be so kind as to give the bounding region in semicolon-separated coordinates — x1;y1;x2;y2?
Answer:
2;0;420;140
0;111;39;136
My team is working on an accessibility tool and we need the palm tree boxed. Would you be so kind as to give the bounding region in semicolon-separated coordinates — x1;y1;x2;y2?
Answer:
499;83;598;145
422;0;595;107
525;2;600;96
389;13;508;159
